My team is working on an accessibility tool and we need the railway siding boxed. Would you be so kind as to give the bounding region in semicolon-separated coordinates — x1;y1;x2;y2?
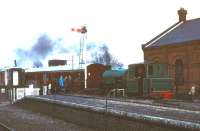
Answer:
0;122;14;131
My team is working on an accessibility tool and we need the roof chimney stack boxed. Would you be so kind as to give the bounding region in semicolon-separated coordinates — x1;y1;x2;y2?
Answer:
178;8;187;22
14;60;17;67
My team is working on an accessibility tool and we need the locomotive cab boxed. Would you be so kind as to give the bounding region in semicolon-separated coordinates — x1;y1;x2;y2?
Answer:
135;64;146;95
126;62;173;98
135;64;145;78
126;63;148;96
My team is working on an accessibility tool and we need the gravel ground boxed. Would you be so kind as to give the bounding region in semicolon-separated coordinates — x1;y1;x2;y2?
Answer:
0;94;94;131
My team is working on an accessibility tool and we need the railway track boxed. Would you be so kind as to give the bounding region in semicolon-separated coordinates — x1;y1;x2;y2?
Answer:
0;122;14;131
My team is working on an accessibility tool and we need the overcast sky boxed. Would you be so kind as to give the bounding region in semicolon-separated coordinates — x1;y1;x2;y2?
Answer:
0;0;199;68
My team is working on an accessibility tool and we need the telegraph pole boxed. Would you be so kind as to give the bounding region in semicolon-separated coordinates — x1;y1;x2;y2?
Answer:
72;55;74;70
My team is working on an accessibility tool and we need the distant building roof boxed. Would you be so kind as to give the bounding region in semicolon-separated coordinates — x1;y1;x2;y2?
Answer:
0;67;23;72
48;59;67;67
143;9;200;48
25;66;83;73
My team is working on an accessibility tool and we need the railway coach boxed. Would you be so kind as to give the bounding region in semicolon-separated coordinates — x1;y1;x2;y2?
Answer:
86;64;111;89
25;66;85;94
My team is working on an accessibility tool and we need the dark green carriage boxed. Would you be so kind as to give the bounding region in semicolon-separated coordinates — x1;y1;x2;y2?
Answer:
126;62;173;97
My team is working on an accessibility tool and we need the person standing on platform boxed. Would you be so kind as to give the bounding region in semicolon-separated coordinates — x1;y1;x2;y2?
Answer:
189;84;196;101
59;75;65;93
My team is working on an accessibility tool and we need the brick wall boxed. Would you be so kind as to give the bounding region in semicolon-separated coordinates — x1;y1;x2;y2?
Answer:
143;41;200;94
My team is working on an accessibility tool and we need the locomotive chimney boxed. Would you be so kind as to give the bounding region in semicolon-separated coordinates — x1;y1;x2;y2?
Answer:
178;8;187;22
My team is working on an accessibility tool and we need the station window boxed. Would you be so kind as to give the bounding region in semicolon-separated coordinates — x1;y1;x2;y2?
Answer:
175;59;184;85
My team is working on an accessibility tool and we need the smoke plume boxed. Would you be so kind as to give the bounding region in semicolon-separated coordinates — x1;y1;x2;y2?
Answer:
16;34;63;67
15;34;123;68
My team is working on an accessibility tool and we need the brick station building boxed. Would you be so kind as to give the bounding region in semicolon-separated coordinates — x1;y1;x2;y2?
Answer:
142;8;200;94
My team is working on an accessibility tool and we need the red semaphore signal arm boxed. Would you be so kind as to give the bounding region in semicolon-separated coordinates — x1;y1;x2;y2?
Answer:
71;26;87;34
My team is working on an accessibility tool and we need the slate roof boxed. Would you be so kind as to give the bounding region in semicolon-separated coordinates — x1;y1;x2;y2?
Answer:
143;18;200;48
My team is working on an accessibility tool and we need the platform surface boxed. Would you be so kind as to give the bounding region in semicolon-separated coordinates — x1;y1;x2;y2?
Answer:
35;95;200;126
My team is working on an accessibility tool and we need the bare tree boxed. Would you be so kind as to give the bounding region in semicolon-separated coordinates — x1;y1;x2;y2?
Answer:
92;44;123;68
33;61;43;68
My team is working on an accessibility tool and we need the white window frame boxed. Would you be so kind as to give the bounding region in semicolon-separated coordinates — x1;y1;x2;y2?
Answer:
13;71;19;86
